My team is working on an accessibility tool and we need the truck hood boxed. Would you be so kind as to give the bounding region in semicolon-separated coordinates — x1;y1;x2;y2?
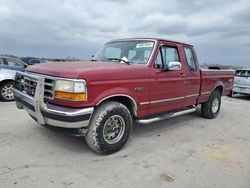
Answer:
26;61;149;81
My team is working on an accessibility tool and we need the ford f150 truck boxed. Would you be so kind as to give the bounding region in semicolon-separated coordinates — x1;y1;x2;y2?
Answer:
13;38;234;154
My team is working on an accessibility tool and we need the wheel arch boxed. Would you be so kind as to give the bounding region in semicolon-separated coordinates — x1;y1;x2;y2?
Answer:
96;94;138;117
213;84;224;95
0;79;14;86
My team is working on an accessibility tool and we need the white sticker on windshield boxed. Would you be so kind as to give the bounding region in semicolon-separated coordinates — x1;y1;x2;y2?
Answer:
136;42;154;48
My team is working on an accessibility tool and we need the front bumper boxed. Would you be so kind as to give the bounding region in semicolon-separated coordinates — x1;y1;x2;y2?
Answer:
13;88;94;129
232;85;250;95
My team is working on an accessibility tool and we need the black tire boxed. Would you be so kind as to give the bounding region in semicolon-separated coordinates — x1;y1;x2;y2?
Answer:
228;91;234;97
201;90;221;119
85;101;132;154
0;81;15;102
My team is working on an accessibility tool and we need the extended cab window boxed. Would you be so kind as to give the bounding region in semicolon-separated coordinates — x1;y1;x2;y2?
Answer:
154;46;180;69
184;47;196;70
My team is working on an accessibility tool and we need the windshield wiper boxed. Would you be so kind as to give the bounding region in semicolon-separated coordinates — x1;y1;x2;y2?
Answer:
107;58;130;65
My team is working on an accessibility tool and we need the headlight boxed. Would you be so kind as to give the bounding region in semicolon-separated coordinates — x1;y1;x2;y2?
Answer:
54;80;87;101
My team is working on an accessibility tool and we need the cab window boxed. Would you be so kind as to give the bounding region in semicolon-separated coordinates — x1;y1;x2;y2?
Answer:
154;46;180;69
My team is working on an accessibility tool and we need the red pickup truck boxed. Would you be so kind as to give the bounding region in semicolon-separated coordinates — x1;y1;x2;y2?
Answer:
13;38;234;154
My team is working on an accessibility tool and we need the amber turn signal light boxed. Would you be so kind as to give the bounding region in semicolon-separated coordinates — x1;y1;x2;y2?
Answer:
55;91;87;101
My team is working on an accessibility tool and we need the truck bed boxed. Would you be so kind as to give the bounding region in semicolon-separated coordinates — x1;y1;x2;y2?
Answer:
198;69;234;103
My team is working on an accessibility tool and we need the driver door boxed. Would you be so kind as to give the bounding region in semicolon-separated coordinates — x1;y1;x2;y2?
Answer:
148;43;186;115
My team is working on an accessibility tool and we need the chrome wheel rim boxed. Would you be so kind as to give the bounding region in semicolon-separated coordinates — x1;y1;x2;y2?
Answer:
212;97;219;113
103;115;125;144
1;84;14;100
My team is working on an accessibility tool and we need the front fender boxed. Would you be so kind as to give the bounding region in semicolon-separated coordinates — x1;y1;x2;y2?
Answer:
0;69;16;82
94;87;138;106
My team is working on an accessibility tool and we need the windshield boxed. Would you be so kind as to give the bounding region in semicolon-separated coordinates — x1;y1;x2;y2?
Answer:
92;40;155;65
235;70;250;77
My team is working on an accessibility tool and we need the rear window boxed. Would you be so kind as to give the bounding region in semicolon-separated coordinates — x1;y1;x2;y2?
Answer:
235;70;250;77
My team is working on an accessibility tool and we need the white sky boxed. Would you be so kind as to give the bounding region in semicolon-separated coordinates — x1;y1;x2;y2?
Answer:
0;0;249;66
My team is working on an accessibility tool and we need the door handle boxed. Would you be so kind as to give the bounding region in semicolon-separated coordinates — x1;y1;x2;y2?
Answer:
179;73;185;77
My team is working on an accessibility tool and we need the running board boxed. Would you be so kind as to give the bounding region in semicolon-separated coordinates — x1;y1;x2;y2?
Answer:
136;108;196;124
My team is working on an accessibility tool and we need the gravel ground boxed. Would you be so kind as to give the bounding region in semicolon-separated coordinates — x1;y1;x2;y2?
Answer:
0;96;250;188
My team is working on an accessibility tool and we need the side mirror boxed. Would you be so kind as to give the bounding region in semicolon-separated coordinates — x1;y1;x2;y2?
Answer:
168;61;182;71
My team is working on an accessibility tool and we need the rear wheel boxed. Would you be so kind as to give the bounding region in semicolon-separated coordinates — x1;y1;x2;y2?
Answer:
201;90;221;119
85;101;132;154
0;81;14;101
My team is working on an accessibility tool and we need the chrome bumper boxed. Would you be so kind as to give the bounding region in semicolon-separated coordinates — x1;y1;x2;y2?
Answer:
13;87;94;129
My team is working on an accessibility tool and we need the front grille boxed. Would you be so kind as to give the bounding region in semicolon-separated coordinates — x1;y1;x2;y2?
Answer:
15;72;55;100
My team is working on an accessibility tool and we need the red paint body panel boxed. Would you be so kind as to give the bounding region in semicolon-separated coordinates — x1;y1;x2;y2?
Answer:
198;70;234;104
26;38;234;118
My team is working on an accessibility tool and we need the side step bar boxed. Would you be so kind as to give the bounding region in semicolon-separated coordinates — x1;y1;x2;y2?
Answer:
136;108;196;124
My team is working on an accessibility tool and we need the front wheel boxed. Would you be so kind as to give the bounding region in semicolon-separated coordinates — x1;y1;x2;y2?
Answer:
201;90;221;119
0;81;15;101
85;101;132;154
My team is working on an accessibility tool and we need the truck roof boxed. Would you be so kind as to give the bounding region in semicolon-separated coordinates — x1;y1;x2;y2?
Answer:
108;37;193;47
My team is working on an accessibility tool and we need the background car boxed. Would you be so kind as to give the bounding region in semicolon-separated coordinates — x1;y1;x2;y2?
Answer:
0;68;16;101
0;56;28;72
20;57;48;65
231;69;250;96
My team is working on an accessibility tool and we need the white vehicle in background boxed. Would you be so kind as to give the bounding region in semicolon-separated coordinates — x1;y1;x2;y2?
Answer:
231;69;250;96
0;68;16;101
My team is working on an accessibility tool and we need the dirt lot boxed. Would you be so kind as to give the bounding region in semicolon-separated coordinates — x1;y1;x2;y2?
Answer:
0;96;250;188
